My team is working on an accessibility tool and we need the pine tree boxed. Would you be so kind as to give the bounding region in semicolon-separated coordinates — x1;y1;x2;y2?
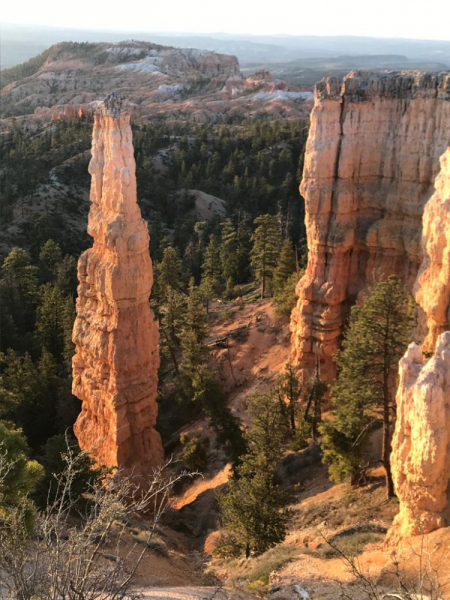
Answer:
220;217;251;290
277;362;302;434
156;246;182;299
39;239;62;281
159;288;186;373
250;214;282;298
273;239;296;296
217;393;289;558
321;275;414;497
200;234;223;310
1;247;39;334
36;283;72;364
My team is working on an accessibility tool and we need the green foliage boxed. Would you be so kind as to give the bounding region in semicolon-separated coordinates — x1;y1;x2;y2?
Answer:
321;275;414;491
200;234;223;308
1;47;53;89
273;238;296;295
217;393;289;557
0;349;62;451
220;217;251;290
179;433;207;472
1;247;39;336
0;422;44;511
274;272;299;317
33;434;105;509
250;214;282;298
39;239;62;276
36;283;74;365
156;246;182;299
273;239;299;316
159;288;186;373
276;361;302;434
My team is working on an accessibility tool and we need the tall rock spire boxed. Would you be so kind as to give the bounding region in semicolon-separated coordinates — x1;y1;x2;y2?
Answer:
72;94;163;475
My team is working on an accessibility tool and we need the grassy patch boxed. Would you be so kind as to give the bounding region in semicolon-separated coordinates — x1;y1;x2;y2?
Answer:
305;530;384;560
232;545;299;586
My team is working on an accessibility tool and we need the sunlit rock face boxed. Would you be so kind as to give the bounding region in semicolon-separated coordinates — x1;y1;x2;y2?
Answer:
290;71;450;383
414;147;450;351
389;332;450;539
72;94;163;475
388;147;450;540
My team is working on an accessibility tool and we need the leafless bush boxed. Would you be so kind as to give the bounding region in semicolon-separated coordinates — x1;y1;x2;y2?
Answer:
0;445;193;600
317;528;449;600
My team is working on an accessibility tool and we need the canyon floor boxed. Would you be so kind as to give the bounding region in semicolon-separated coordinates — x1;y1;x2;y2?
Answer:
124;295;450;598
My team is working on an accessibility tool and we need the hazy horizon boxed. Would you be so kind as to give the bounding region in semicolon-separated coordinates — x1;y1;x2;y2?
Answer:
2;22;450;44
2;0;450;41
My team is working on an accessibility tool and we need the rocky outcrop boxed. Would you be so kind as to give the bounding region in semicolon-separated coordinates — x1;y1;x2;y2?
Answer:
290;71;450;382
389;332;450;538
388;146;450;539
414;148;450;351
72;93;163;475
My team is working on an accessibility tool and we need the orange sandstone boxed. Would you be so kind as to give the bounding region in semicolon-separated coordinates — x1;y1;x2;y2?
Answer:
389;332;450;538
414;147;450;351
290;71;450;383
72;93;163;475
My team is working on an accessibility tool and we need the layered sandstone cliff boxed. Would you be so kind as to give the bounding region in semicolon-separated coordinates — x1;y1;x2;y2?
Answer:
389;332;450;538
290;71;450;382
72;93;163;474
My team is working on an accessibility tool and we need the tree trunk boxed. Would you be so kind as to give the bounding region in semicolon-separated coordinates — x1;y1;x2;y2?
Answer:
382;387;396;498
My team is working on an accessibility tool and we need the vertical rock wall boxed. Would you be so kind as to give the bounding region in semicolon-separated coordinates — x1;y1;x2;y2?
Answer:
389;147;450;538
72;95;163;475
290;71;450;382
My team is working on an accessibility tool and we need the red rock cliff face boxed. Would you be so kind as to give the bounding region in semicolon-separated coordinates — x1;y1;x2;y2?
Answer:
290;71;450;382
72;94;163;474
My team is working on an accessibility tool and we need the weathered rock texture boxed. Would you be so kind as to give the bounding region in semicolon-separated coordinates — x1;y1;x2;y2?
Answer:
414;147;450;351
389;332;450;538
388;147;450;539
290;71;450;382
72;94;163;474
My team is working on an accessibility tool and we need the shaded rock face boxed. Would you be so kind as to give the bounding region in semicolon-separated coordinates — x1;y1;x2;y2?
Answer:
290;71;450;382
389;332;450;538
72;95;163;474
415;148;450;351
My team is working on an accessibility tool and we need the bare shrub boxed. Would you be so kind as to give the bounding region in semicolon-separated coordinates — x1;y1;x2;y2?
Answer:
318;528;449;600
0;444;192;600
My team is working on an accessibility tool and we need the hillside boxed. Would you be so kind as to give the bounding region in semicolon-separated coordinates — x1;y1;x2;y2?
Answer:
0;41;313;122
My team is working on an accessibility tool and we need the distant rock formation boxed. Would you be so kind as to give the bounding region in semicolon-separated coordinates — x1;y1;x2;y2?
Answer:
72;93;163;475
290;71;450;383
389;332;450;538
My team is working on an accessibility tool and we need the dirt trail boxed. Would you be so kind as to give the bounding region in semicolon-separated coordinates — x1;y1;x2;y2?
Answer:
138;587;250;600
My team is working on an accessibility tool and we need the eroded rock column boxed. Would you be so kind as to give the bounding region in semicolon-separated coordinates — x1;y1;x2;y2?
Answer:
389;146;450;539
414;148;450;351
72;94;163;475
389;333;450;539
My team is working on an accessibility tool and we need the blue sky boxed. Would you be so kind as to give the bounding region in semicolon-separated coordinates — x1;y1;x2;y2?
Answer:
2;0;450;41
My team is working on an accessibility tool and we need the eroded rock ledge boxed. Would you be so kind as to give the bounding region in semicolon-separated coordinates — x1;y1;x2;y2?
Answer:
72;93;163;475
